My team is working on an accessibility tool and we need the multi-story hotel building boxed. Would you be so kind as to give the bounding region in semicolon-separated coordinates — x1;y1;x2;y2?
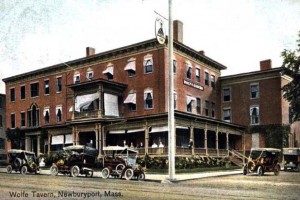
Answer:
6;20;292;157
220;60;292;149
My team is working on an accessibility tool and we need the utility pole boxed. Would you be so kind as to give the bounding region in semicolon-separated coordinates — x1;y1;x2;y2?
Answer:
168;0;175;181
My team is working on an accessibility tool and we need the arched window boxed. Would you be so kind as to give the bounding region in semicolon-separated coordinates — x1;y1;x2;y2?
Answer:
27;104;40;127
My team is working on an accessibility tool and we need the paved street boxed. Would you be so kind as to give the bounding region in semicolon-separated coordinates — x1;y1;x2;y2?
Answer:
0;170;299;200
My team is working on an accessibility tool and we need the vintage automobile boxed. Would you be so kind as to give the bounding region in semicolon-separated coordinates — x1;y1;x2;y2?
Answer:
50;145;98;177
101;146;145;180
283;148;300;172
243;148;281;176
6;149;40;175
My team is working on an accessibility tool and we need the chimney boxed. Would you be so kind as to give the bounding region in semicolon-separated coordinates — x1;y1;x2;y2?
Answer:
260;59;272;71
173;20;183;43
86;47;95;57
199;50;205;56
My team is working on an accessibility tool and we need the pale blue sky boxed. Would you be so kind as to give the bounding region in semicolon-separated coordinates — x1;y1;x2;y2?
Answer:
1;0;300;93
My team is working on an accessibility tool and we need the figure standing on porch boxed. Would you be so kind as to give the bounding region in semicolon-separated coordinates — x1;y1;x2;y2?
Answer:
130;142;134;148
159;141;164;148
123;140;128;147
138;142;143;148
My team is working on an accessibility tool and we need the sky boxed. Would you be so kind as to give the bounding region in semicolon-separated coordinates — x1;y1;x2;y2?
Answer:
0;0;300;94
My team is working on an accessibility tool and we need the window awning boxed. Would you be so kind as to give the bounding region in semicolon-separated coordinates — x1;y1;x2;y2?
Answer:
124;61;136;71
51;135;64;145
56;107;62;115
127;128;144;133
186;96;196;105
144;88;153;100
109;130;125;134
43;108;49;117
143;54;153;66
102;66;114;75
150;126;168;133
124;93;136;104
65;134;73;144
75;93;98;112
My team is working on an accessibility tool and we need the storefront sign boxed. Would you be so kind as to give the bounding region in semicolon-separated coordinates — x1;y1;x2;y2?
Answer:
183;80;204;91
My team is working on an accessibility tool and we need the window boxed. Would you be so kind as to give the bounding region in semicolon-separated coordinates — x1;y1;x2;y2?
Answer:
196;98;201;114
30;82;39;97
11;113;15;128
87;71;93;80
205;101;209;116
173;60;177;73
73;73;80;84
144;89;153;109
20;112;26;127
186;96;196;113
103;66;114;80
56;106;62;123
44;108;50;124
223;108;231;122
196;68;200;82
250;106;259;125
10;88;15;102
20;85;26;100
56;77;62;92
211;75;216;88
223;88;231;102
27;105;39;127
124;92;136;111
44;80;50;95
144;54;153;74
250;84;259;99
124;59;136;77
211;102;215;118
205;72;209;86
186;63;192;79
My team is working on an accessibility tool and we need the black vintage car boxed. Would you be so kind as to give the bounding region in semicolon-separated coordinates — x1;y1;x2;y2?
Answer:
50;145;98;177
283;148;300;172
7;149;40;175
243;148;281;176
101;146;145;180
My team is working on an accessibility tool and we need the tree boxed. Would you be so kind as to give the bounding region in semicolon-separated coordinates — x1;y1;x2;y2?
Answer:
282;31;300;122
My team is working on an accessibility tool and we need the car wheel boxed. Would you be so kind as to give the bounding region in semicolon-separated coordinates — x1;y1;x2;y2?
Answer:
257;166;263;176
101;168;110;179
138;172;145;181
243;166;248;175
70;165;80;177
274;165;280;176
124;168;134;180
14;158;22;168
7;165;13;174
116;164;125;175
20;166;27;175
50;166;59;176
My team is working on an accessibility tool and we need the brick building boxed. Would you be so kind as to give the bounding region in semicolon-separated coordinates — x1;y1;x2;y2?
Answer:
0;94;6;160
3;20;245;157
220;60;292;149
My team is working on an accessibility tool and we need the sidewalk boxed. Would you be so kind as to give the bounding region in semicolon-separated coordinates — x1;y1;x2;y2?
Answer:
0;166;241;182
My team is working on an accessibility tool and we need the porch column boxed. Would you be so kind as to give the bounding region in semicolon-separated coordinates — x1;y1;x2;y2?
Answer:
97;124;102;157
102;126;106;149
226;132;229;156
75;127;79;145
243;131;246;164
47;134;51;155
204;124;208;156
37;135;41;156
145;124;149;155
25;136;30;151
216;130;219;157
190;126;194;155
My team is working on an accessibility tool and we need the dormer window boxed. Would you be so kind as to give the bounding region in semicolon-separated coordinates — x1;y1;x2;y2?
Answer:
74;73;80;84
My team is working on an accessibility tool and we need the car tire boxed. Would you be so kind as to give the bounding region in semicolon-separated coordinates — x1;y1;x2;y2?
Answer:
7;165;13;174
274;165;280;176
20;166;27;175
257;166;263;176
138;172;145;181
70;165;80;177
50;166;59;176
116;164;125;175
124;168;134;180
14;158;22;168
101;168;110;179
